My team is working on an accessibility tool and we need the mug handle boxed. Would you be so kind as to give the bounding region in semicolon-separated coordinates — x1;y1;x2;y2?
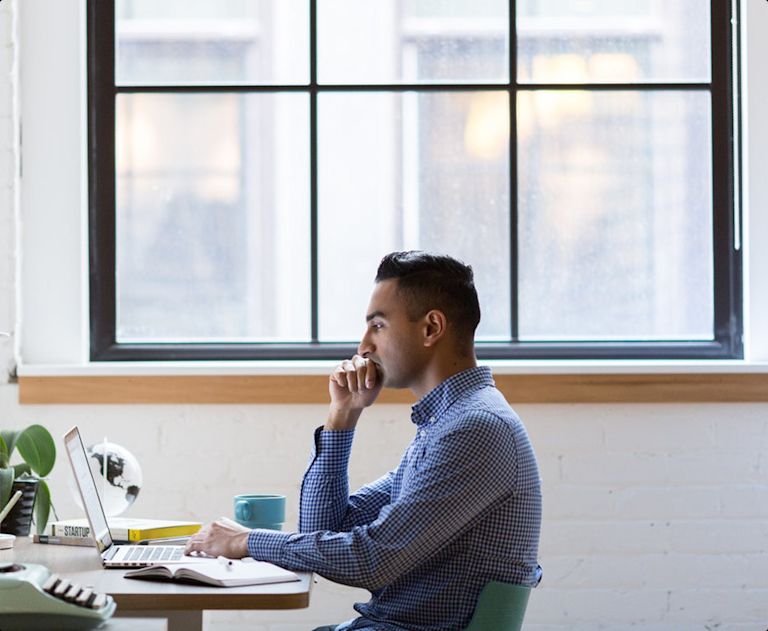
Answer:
235;500;252;522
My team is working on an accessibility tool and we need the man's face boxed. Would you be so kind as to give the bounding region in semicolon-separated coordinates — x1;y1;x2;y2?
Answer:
358;279;427;389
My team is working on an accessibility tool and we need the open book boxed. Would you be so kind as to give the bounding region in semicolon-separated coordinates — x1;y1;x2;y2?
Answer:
124;558;299;587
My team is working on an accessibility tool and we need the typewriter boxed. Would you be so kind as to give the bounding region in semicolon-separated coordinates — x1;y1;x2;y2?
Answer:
0;561;115;630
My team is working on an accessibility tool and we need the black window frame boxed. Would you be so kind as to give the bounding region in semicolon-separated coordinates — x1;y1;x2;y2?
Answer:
88;0;742;361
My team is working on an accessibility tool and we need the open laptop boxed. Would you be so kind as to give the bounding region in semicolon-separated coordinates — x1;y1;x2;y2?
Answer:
64;426;204;569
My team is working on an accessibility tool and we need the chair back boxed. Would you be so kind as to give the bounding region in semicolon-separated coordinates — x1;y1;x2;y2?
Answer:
463;581;531;631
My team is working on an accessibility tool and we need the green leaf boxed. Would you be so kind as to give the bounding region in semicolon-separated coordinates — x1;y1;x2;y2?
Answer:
0;435;8;469
0;466;15;511
0;431;20;464
34;479;51;535
13;463;31;477
16;425;56;477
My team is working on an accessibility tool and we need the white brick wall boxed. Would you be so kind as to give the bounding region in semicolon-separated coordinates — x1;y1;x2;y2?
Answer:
1;1;767;628
0;387;765;630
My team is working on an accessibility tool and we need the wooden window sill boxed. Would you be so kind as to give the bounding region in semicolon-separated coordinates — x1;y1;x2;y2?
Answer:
17;372;768;404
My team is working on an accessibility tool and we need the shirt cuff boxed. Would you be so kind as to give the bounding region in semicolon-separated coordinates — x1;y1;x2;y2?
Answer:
311;426;355;473
247;528;292;562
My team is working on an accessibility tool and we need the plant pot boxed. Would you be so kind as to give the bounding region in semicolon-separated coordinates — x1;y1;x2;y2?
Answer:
0;479;39;536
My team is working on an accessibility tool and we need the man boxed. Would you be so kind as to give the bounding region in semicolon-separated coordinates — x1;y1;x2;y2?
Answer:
186;251;542;630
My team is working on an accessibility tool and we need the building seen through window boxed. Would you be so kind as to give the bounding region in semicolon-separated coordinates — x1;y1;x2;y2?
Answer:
101;0;736;358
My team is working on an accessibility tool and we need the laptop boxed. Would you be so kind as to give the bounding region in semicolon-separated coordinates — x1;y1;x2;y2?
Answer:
64;426;204;569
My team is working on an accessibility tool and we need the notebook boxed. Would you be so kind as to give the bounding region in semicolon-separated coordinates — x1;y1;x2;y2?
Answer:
64;426;207;569
125;557;299;587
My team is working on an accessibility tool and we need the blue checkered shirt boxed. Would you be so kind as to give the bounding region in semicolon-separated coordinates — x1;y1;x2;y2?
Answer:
248;366;542;630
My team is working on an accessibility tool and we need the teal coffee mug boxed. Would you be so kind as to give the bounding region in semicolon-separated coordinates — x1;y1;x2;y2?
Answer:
234;494;286;530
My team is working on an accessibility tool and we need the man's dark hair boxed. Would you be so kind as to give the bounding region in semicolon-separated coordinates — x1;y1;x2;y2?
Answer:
375;251;481;348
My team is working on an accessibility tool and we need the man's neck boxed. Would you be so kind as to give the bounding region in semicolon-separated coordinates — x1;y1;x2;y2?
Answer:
411;354;478;400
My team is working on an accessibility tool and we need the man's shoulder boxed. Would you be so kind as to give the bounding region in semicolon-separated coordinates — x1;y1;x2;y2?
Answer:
453;382;519;419
443;385;521;435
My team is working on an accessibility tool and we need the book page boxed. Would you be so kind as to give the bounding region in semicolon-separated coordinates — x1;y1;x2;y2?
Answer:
127;558;299;587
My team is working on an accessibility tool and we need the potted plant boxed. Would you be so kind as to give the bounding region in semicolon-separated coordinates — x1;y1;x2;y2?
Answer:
0;424;56;535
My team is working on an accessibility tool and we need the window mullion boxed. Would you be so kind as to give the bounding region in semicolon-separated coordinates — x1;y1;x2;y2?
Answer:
509;0;519;343
310;0;319;343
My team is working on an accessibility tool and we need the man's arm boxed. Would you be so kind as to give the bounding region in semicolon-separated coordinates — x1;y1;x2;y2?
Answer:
186;355;384;557
298;354;387;531
298;427;395;532
245;413;521;591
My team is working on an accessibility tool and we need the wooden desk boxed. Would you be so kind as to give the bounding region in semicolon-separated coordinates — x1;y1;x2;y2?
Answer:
4;538;312;631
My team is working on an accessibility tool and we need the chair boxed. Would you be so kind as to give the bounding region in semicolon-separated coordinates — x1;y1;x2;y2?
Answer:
463;581;531;631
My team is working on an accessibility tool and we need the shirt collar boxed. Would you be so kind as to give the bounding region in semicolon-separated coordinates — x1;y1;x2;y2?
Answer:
410;366;494;427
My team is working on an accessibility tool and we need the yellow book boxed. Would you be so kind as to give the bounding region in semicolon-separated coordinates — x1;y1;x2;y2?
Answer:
50;517;201;542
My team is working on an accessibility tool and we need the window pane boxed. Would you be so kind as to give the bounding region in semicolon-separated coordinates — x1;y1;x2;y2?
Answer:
116;93;310;342
317;0;508;84
318;91;510;342
116;0;309;85
517;0;710;83
518;90;713;340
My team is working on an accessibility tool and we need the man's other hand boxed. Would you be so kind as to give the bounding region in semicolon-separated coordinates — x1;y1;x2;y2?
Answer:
326;355;382;430
184;517;250;559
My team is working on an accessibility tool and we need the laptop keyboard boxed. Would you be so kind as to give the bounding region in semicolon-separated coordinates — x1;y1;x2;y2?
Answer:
123;545;184;562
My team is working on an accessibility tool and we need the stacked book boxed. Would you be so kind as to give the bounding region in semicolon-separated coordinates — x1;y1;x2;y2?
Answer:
34;517;201;546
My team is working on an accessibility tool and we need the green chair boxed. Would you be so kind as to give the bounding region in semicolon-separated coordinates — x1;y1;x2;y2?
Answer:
463;581;531;631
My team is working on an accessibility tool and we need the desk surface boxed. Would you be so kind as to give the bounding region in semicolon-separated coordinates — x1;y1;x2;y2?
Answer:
3;537;312;611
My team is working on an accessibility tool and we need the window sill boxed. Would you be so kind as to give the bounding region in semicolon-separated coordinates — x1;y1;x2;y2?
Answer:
16;361;768;404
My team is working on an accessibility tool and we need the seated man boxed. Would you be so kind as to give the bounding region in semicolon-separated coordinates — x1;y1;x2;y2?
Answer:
186;251;542;630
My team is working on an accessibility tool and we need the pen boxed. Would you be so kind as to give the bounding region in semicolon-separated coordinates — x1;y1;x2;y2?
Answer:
217;556;234;571
0;490;23;525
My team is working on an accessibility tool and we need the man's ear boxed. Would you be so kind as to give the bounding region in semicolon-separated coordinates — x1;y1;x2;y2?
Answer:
422;310;447;347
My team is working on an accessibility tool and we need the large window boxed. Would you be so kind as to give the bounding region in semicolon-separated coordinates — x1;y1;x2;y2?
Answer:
89;0;741;360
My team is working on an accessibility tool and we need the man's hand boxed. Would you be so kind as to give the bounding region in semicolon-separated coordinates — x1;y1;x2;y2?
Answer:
184;517;250;559
326;355;383;430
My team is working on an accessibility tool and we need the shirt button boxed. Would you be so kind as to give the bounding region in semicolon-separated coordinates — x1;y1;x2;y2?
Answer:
429;416;436;424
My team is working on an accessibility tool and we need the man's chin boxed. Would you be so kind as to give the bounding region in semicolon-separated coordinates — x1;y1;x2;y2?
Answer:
373;363;406;390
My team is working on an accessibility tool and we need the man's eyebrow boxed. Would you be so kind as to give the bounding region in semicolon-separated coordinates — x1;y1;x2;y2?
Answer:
366;310;386;322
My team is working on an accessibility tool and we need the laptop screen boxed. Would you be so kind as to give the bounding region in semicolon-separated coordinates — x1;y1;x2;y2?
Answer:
64;427;113;553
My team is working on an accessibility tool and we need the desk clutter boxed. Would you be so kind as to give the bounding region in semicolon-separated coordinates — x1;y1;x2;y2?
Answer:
0;425;311;631
4;537;312;630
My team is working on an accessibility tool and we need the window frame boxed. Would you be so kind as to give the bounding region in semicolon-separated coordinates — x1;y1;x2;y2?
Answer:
88;0;742;362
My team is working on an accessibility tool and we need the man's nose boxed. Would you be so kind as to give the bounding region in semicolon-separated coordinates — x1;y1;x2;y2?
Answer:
358;332;374;357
